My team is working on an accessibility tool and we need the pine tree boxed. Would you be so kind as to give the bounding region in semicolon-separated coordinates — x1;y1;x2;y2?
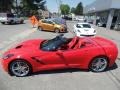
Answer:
75;2;83;15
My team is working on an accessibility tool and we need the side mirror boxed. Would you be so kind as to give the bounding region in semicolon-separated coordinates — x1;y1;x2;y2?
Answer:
56;50;63;55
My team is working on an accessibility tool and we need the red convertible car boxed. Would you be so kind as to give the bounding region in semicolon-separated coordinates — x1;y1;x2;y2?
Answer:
1;34;118;77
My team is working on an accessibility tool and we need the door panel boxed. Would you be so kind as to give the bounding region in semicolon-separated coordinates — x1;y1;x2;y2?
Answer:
45;24;54;31
36;51;67;70
45;21;54;31
41;23;48;30
62;49;86;67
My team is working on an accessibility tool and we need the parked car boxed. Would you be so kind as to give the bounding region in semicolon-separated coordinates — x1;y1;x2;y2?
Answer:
73;17;85;22
1;34;118;77
73;23;96;37
62;15;72;20
0;13;24;24
114;23;120;30
38;19;67;33
97;22;106;27
97;22;116;29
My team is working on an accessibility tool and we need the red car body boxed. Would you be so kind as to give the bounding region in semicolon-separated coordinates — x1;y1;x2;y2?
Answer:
1;36;118;76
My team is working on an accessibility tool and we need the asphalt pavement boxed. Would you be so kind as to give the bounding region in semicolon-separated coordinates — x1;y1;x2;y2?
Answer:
0;20;120;90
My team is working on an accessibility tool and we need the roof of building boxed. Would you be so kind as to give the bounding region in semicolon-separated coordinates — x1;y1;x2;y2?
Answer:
84;0;120;14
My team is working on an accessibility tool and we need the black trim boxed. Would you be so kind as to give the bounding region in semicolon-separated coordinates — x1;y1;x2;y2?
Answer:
31;57;46;64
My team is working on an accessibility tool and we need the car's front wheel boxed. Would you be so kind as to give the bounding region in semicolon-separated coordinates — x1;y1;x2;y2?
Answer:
1;22;5;24
55;28;60;33
89;57;108;72
38;26;42;31
9;60;32;77
20;20;24;24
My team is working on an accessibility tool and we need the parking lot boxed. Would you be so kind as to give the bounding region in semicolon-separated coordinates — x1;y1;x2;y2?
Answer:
0;20;120;90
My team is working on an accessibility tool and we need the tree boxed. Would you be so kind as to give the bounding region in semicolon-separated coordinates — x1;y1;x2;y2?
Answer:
20;0;46;16
0;0;14;12
60;4;70;15
71;7;76;14
75;2;83;15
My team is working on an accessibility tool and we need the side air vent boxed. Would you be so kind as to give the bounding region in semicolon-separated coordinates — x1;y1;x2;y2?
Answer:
15;45;23;49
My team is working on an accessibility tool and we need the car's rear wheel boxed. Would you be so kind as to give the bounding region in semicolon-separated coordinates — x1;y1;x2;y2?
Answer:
38;26;42;31
20;20;24;24
9;60;31;77
9;20;14;24
55;28;60;33
89;57;108;72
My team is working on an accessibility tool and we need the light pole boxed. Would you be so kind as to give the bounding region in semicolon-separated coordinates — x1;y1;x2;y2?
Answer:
15;0;18;14
56;0;62;16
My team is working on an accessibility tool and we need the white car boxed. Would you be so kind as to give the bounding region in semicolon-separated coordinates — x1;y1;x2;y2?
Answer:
73;23;96;37
0;13;24;24
73;17;84;22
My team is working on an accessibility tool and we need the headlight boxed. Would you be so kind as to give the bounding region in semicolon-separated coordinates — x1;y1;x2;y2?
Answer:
94;30;96;33
2;54;14;59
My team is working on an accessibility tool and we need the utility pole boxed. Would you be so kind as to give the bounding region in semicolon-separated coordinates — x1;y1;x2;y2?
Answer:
15;0;18;14
56;0;62;16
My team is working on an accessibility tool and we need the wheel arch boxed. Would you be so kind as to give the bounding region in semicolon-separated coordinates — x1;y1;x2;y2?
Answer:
88;55;110;69
38;26;43;30
8;58;33;76
54;28;60;33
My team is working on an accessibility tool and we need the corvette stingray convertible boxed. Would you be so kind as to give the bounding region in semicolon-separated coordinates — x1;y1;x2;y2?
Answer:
1;34;118;77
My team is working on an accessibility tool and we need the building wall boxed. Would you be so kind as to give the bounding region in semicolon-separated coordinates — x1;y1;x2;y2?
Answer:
84;0;120;29
111;0;120;9
84;0;120;14
84;0;112;14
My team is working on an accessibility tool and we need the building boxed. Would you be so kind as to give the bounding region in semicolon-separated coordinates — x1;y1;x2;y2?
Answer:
84;0;120;29
38;9;51;19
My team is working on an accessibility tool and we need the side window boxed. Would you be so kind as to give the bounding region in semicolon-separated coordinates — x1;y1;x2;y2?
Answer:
47;21;53;24
82;24;91;28
76;24;81;28
42;20;48;23
80;41;93;48
7;14;14;18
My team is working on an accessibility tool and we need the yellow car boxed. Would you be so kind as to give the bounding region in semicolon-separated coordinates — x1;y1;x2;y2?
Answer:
38;19;67;33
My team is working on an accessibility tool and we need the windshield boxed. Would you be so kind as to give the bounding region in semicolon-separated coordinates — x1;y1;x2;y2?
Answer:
82;24;91;28
53;20;61;24
40;34;67;51
7;14;14;18
53;18;66;25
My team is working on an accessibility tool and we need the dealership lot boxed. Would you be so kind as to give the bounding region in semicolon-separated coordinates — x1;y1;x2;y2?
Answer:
0;20;120;90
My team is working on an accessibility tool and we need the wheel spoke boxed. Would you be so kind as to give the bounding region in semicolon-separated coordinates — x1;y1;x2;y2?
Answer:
13;67;20;70
16;62;21;67
11;61;30;76
91;57;107;72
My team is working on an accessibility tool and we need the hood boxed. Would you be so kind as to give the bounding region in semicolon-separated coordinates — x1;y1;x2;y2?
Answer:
4;39;43;55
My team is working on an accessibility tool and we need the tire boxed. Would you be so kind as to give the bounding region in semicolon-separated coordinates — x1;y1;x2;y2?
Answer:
9;60;32;77
89;57;108;72
1;22;5;24
38;26;42;31
20;20;24;24
55;28;60;33
9;20;13;24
